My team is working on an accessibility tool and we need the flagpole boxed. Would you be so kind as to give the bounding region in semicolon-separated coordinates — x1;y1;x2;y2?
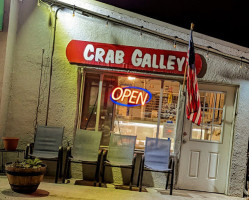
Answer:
182;23;194;93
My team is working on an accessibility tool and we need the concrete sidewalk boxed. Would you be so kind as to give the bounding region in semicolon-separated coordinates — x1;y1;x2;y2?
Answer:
0;176;245;200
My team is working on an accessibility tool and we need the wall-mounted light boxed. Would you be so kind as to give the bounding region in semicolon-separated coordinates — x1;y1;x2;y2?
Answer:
106;15;110;26
206;46;210;58
72;5;75;17
240;57;243;69
173;36;177;48
140;26;143;37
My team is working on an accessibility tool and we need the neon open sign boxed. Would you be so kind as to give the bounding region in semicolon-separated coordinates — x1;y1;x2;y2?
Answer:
110;86;152;107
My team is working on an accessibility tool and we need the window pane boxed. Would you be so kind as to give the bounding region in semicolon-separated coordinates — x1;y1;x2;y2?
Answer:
202;126;212;140
203;109;213;124
191;90;225;143
205;92;215;108
99;75;118;146
216;93;225;109
113;77;179;151
213;110;223;125
81;73;100;130
200;91;206;105
211;126;222;142
192;125;202;140
114;77;162;149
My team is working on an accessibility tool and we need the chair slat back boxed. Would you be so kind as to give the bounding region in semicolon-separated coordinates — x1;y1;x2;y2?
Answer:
72;130;102;162
107;134;136;165
144;137;171;167
34;126;64;152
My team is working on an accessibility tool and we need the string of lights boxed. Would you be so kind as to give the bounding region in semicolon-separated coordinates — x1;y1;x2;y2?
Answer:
40;0;249;67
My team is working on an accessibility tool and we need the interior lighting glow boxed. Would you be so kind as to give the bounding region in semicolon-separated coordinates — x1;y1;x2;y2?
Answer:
118;121;164;128
192;128;202;132
128;76;136;80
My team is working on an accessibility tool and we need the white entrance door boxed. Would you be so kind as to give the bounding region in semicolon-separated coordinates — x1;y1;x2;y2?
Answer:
177;84;236;193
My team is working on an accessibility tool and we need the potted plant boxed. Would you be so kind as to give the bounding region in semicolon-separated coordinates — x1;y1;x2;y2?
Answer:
5;158;46;193
2;137;19;151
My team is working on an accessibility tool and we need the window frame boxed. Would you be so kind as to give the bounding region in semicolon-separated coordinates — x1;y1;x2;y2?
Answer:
190;90;226;144
81;70;181;151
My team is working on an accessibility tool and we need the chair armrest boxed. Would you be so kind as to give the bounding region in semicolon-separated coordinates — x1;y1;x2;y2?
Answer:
65;146;72;158
140;154;145;169
99;149;104;156
102;149;108;162
169;156;175;170
25;143;34;159
59;146;63;152
132;153;138;165
58;146;63;158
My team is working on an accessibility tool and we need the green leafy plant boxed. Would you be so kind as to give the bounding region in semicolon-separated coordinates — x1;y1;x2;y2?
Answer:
11;158;43;169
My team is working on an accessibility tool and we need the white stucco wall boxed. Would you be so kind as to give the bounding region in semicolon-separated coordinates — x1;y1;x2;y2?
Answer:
1;0;249;197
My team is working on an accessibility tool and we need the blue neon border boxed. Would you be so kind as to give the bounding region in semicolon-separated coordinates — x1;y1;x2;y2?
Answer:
110;86;152;107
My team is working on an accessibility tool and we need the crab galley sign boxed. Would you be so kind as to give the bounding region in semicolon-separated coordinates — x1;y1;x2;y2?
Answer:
66;40;202;75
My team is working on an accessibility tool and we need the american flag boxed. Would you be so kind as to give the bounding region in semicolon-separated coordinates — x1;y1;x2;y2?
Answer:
186;26;202;126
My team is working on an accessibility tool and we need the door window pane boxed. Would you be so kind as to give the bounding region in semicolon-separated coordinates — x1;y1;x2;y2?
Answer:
192;125;202;140
191;91;225;143
211;126;222;142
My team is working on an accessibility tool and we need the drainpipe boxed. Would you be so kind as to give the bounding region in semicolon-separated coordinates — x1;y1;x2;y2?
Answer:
45;7;61;126
0;0;19;137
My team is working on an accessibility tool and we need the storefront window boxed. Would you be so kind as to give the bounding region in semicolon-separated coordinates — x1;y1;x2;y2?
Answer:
81;73;100;130
113;77;161;149
191;91;225;142
112;77;179;151
81;72;180;151
99;75;117;146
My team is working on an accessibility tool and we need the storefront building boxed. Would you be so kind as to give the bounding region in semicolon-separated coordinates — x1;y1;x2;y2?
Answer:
1;0;249;197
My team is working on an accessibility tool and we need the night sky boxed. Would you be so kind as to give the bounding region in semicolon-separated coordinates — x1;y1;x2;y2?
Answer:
96;0;249;48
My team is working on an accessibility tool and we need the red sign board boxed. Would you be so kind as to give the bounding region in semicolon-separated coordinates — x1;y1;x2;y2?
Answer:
66;40;202;75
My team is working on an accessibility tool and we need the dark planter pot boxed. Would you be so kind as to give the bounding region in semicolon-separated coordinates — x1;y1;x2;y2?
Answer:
5;163;47;194
2;137;19;151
